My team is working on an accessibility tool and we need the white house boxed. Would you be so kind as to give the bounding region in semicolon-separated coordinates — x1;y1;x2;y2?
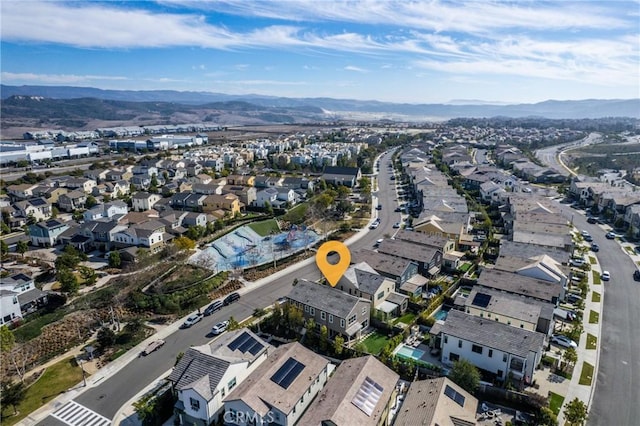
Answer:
254;188;279;208
131;192;163;212
223;342;335;426
83;201;129;222
433;310;545;384
169;329;271;426
0;273;48;325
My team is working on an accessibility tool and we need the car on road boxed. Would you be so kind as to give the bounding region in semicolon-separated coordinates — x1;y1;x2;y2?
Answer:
373;238;384;248
584;234;593;242
634;270;640;281
393;222;401;228
605;231;617;239
224;292;241;305
580;230;590;237
551;335;578;348
211;320;229;335
275;296;288;306
181;313;203;329
204;300;224;316
570;257;585;267
369;222;379;230
376;204;382;210
394;207;401;212
141;339;165;356
590;243;599;252
601;271;610;281
587;217;598;224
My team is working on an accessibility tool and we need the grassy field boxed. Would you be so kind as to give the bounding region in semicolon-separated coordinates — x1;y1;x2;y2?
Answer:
394;312;416;325
579;361;594;386
592;271;601;285
589;310;599;324
363;332;390;355
586;333;597;350
1;357;85;425
592;292;601;303
247;219;281;237
549;392;565;415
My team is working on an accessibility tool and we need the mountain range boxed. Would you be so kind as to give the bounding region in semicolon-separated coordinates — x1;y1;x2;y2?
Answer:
1;85;638;136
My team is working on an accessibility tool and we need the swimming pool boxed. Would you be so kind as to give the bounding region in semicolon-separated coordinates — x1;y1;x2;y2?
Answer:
433;306;450;321
395;344;426;361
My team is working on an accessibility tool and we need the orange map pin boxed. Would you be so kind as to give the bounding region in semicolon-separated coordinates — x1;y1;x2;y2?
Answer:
315;241;351;287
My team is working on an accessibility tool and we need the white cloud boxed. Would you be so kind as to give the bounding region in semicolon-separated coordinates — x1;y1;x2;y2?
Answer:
1;72;128;84
344;66;368;73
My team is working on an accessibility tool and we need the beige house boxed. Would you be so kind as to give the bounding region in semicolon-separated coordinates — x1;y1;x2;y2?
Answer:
202;193;242;216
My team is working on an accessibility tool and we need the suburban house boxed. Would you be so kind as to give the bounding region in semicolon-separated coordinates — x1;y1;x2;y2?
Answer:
29;219;69;247
0;273;48;325
298;355;399;426
14;198;51;222
286;279;371;341
113;220;166;252
132;192;163;212
494;254;569;291
202;194;242;217
456;286;554;335
477;268;562;305
321;166;362;187
223;342;335;426
226;175;255;187
431;310;545;384
413;212;471;242
377;239;443;277
6;183;38;200
83;201;128;222
393;377;478;426
57;190;87;212
77;220;128;251
222;185;257;207
394;229;456;255
351;249;418;287
336;263;408;319
168;328;271;426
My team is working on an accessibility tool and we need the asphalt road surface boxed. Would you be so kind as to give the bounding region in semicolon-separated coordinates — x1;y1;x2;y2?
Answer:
534;132;600;177
556;204;640;426
38;150;403;423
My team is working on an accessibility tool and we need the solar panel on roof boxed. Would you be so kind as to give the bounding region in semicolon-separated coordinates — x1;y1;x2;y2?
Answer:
352;376;384;417
270;357;305;390
248;341;264;356
227;332;265;356
471;292;491;308
228;332;252;351
444;384;465;407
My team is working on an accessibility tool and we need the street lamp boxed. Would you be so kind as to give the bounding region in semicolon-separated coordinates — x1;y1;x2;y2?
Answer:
77;356;87;387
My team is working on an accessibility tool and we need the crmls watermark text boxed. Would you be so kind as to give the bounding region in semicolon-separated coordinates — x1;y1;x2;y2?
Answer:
224;410;276;425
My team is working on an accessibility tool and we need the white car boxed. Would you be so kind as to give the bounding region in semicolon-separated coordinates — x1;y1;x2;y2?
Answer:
551;335;578;348
181;313;203;329
211;320;229;335
393;222;401;228
601;271;610;281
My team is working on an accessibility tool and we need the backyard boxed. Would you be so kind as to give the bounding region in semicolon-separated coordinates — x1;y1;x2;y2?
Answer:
362;332;390;355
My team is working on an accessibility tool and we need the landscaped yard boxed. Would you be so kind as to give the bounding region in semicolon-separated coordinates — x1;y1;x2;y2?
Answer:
592;271;601;285
589;256;597;265
247;219;281;237
579;361;594;386
362;332;390;355
1;357;85;425
394;312;416;325
549;391;565;415
586;333;597;350
458;262;472;272
589;310;599;324
592;292;601;303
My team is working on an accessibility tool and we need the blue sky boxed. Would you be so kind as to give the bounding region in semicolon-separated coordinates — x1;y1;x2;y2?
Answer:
1;1;638;104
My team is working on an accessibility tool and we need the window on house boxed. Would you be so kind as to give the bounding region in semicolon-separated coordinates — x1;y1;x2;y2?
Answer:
329;314;333;323
458;340;462;348
361;307;367;315
221;388;226;398
310;307;315;315
348;315;357;325
377;291;385;300
228;377;237;391
488;349;493;358
472;344;483;354
503;354;508;362
444;336;448;344
321;311;326;320
340;319;345;328
190;397;200;411
305;305;309;312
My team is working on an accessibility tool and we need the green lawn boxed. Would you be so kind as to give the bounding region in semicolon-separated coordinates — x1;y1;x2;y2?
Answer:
592;292;601;303
458;262;472;272
592;271;601;285
395;312;416;325
586;333;597;350
247;219;281;237
624;246;635;255
549;391;565;415
1;357;85;425
579;361;595;386
362;332;390;355
589;256;597;265
589;310;599;324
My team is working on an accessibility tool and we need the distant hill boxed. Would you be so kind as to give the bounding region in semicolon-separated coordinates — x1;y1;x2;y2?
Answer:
1;85;639;132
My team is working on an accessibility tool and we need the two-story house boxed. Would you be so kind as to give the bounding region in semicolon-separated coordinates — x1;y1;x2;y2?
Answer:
168;328;271;426
223;342;334;426
57;190;88;212
29;219;69;247
14;198;52;222
0;273;48;325
223;185;257;207
132;192;163;212
83;201;129;222
202;194;242;217
286;279;371;341
298;355;399;426
377;239;443;277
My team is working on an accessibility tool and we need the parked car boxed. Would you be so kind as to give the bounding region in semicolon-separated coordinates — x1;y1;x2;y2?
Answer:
551;335;578;348
605;231;617;239
204;300;224;316
634;270;640;281
181;313;203;329
580;230;589;237
584;235;593;242
566;293;583;304
211;320;229;335
601;270;610;281
590;243;599;252
373;238;384;248
570;257;585;267
376;204;382;210
141;339;165;356
369;222;379;230
224;292;241;306
394;207;402;212
587;217;597;224
393;222;401;228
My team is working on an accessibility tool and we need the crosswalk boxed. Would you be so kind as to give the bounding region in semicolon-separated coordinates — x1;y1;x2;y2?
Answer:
51;401;111;426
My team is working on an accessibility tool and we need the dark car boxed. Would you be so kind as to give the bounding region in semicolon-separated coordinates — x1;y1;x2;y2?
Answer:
204;300;224;316
224;292;241;306
584;235;593;242
634;270;640;281
587;217;597;224
590;243;599;252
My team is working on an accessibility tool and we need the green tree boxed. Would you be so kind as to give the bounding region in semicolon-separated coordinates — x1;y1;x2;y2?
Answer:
1;381;26;414
16;240;28;257
0;326;15;353
133;393;157;425
108;251;122;268
85;195;98;208
1;240;9;256
562;347;578;372
79;265;97;286
564;398;588;426
449;359;481;394
353;341;367;356
537;407;559;426
319;325;329;352
174;236;196;251
264;201;274;215
51;206;59;219
149;174;159;193
97;326;117;349
1;221;10;235
57;267;79;294
228;316;240;331
333;335;345;356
